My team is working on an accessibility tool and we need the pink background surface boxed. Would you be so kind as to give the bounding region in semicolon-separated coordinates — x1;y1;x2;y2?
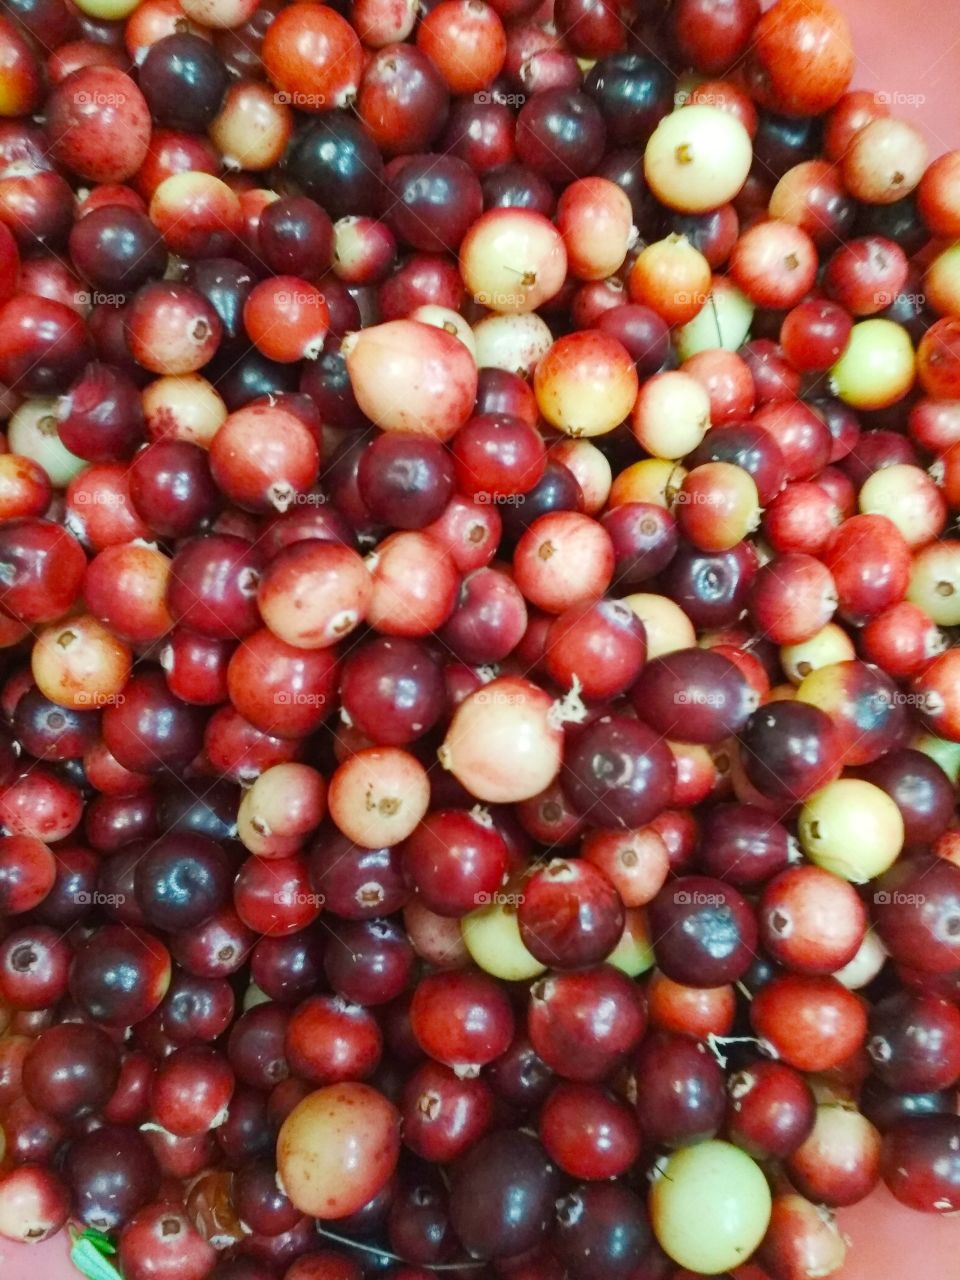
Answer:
2;1;960;1278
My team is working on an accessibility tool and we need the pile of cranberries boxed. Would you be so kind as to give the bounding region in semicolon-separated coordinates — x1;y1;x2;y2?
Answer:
0;0;959;1275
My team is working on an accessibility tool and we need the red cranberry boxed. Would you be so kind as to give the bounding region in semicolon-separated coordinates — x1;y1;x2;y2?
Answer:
0;834;56;914
119;1204;217;1280
0;294;92;393
539;1081;641;1179
737;700;842;804
881;1116;960;1213
631;648;758;743
759;865;867;975
517;858;624;969
648;876;758;986
63;1124;161;1232
448;1130;558;1261
69;924;171;1027
22;1021;120;1121
726;1059;816;1160
410;969;514;1070
401;1059;494;1163
553;1182;653;1280
46;68;151;183
0;924;70;1009
528;965;645;1082
323;917;414;1006
634;1029;726;1146
751;975;868;1072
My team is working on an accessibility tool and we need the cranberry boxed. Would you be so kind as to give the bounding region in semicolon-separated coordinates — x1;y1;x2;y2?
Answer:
227;629;338;739
758;1193;848;1278
0;835;56;914
401;807;506;917
307;830;407;922
0;295;92;393
0;924;70;1009
410;969;513;1070
554;1182;654;1280
861;748;955;845
150;1044;235;1137
602;504;678;588
416;0;505;94
545;598;647;701
759;865;867;975
22;1021;120;1121
750;975;868;1072
102;669;206;774
641;650;758;743
738;700;842;804
563;713;674;827
285;993;381;1085
516;88;606;183
528;965;645;1082
119;1204;217;1280
539;1081;639;1182
3;1095;66;1165
69;924;171;1027
517;858;624;969
401;1059;493;1162
358;432;455;528
64;1124;161;1232
323;917;414;1006
47;68;151;183
648;876;758;987
671;0;759;75
134;833;232;931
0;1164;71;1243
128;281;223;376
276;1082;401;1220
161;971;235;1043
69;205;166;294
726;1059;816;1160
787;1103;882;1207
867;992;960;1093
449;1130;558;1261
634;1030;726;1146
698;803;794;888
881;1115;960;1213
